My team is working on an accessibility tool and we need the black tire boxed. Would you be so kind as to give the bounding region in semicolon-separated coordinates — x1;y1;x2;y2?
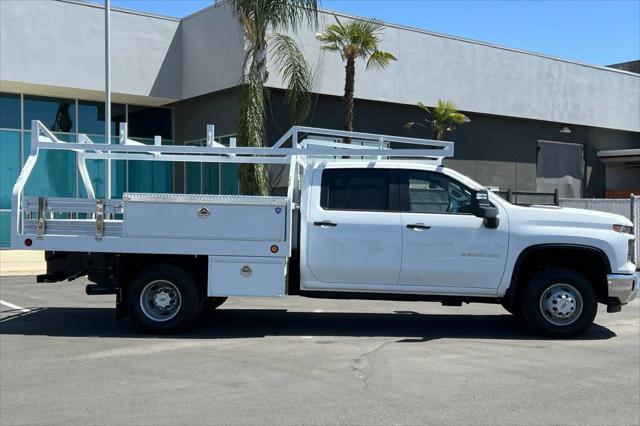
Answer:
127;264;203;333
203;297;228;310
521;267;597;337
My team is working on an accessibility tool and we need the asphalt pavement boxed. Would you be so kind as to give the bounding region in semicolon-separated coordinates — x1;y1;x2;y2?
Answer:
1;275;639;425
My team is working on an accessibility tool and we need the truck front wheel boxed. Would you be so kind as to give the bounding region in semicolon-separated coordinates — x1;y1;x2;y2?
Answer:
521;267;597;337
127;264;202;333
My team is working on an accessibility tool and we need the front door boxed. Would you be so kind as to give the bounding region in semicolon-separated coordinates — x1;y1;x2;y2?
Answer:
398;169;508;290
305;167;402;286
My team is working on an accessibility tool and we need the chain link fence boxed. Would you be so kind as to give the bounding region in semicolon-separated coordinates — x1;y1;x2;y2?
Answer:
492;190;639;266
494;189;558;206
559;196;639;266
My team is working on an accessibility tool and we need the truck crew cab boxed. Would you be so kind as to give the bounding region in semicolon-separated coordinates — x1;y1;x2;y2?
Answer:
11;121;638;337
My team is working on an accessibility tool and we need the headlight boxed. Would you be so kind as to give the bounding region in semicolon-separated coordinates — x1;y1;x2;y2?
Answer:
613;224;633;234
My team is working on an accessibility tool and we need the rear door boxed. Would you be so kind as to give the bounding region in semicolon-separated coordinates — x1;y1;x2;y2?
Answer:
304;166;402;286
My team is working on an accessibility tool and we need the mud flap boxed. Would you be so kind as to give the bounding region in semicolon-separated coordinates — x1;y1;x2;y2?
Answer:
115;288;128;320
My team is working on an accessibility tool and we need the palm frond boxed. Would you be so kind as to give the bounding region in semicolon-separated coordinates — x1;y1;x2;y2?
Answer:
316;14;395;133
450;112;470;124
404;121;428;131
229;0;321;194
408;99;469;139
416;101;430;114
317;15;395;65
366;50;396;69
315;23;347;59
230;0;319;34
269;33;313;124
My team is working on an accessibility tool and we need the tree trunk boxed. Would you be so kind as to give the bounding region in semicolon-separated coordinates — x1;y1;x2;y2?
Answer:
432;127;440;140
251;43;269;84
238;41;270;196
343;56;356;143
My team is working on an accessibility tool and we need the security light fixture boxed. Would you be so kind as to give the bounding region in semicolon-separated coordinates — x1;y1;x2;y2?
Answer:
559;126;572;134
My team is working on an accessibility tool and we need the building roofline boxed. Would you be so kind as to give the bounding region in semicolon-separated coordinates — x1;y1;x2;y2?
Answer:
181;0;226;21
319;8;639;78
57;0;637;78
56;0;180;22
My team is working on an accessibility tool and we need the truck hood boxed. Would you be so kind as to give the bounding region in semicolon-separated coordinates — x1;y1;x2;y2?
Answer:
517;205;633;228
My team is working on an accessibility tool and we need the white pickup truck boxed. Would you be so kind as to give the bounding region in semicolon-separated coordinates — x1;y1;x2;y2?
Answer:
11;121;638;336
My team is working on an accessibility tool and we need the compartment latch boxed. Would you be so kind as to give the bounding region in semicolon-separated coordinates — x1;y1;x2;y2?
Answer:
36;196;46;239
95;199;104;240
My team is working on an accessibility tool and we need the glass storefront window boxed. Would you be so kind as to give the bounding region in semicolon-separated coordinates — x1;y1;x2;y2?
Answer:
0;211;10;247
127;106;173;193
112;160;126;198
186;163;235;195
186;163;202;194
218;137;238;195
221;164;239;194
128;106;171;139
78;101;126;136
203;164;221;194
183;137;236;195
128;161;173;193
22;132;76;198
76;135;122;198
0;95;182;247
185;141;204;194
0;130;21;208
24;95;76;133
0;93;20;129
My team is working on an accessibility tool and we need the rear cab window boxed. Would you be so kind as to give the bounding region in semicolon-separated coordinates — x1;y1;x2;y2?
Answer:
320;168;398;211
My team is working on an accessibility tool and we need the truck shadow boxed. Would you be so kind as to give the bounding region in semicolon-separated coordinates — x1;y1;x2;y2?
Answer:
0;307;616;341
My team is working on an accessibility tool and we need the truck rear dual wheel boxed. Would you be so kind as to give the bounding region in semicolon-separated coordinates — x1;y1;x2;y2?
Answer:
521;267;597;337
127;264;203;333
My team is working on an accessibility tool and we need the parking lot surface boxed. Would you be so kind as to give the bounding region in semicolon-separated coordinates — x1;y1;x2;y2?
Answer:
1;275;639;426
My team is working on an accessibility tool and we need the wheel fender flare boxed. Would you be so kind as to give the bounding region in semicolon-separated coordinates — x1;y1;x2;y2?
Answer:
504;243;611;306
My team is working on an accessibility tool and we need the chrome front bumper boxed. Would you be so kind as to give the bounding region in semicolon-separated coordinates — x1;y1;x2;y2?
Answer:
608;273;639;305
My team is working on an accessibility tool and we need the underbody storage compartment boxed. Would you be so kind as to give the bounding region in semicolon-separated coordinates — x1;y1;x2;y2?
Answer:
122;193;287;241
208;255;287;297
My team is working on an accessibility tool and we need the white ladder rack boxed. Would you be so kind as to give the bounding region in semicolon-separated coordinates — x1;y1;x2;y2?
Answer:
11;120;453;246
23;121;453;165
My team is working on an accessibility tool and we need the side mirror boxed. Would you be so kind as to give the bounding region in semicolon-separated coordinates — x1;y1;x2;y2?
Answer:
478;205;499;229
472;190;500;229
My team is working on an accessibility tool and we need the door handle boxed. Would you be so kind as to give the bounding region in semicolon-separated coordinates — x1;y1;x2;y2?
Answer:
406;223;431;230
314;220;337;227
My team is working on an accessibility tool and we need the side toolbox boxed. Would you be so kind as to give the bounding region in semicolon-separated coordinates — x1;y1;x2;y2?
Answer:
123;193;287;241
208;256;287;297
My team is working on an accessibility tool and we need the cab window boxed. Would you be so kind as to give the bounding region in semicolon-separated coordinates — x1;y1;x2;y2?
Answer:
402;170;473;214
320;168;395;211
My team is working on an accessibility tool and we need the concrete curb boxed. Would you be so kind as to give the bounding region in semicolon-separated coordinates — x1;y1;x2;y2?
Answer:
0;250;45;276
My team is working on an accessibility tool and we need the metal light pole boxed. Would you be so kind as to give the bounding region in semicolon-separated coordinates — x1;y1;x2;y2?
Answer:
105;0;112;199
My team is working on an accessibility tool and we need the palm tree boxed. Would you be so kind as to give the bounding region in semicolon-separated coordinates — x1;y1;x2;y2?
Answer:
230;0;319;195
405;100;470;140
316;17;396;135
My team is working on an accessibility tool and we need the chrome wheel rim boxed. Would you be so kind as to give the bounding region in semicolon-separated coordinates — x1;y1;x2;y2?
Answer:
539;283;583;326
139;280;182;322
